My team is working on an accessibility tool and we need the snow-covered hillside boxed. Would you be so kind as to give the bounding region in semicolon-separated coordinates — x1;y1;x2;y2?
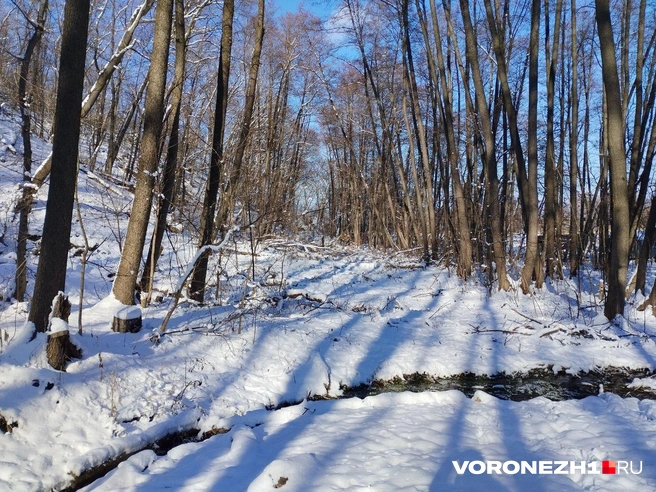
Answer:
2;103;656;491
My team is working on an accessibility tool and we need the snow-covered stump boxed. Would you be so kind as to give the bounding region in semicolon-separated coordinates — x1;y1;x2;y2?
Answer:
46;293;81;371
111;305;142;333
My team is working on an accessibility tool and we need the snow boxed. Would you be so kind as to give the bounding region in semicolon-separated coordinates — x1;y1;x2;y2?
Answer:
1;100;656;491
48;317;69;334
84;391;656;491
3;242;656;491
114;305;142;321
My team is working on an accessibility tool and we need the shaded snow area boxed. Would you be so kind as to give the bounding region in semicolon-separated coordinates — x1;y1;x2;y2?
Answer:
2;105;656;491
87;391;656;492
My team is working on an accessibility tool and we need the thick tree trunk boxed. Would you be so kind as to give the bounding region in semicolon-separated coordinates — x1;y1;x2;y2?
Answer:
596;0;631;320
28;0;91;333
31;0;155;188
111;0;173;312
141;0;187;299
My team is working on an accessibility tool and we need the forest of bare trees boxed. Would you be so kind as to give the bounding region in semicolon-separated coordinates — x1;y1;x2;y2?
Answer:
2;0;656;330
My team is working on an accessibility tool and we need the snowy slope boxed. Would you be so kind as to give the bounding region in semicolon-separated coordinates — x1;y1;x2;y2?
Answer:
1;101;656;491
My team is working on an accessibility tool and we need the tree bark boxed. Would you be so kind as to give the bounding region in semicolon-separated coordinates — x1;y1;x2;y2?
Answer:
15;0;48;302
111;0;173;310
596;0;631;320
189;0;234;302
141;0;187;299
28;0;91;333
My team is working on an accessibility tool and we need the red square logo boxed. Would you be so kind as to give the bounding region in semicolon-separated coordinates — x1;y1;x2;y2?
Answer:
602;460;616;474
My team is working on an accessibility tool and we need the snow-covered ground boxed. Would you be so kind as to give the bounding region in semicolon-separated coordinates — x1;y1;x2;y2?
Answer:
2;103;656;491
87;391;656;492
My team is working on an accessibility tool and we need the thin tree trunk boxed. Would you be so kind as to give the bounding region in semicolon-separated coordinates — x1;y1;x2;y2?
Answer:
106;77;147;176
401;0;437;261
483;0;541;293
15;0;48;302
424;0;472;277
636;194;656;296
188;0;234;302
214;0;265;242
569;0;580;277
543;0;563;279
458;0;509;290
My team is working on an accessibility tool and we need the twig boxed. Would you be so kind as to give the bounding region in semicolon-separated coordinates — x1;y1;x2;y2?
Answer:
159;227;237;333
468;324;532;336
502;303;545;326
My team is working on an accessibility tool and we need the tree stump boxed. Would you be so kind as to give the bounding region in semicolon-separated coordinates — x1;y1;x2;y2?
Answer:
47;330;69;371
111;305;142;333
46;293;81;371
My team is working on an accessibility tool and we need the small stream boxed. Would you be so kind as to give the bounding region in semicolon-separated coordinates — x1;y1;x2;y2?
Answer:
65;366;656;491
339;367;656;401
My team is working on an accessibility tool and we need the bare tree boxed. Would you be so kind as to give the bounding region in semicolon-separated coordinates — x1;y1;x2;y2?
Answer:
569;0;580;277
141;0;187;300
189;0;235;302
14;0;48;301
111;0;173;328
28;0;91;333
595;0;630;320
30;0;155;188
458;0;510;290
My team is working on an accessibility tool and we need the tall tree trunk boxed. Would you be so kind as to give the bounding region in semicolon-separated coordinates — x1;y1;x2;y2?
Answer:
188;0;235;302
458;0;509;290
543;0;563;279
423;0;472;277
28;0;91;333
15;0;48;302
596;0;631;320
569;0;580;277
401;0;437;261
483;0;541;293
111;0;173;313
141;0;187;299
213;0;265;242
31;0;155;188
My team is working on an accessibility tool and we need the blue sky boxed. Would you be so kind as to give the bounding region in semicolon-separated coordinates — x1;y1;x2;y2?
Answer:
272;0;335;19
